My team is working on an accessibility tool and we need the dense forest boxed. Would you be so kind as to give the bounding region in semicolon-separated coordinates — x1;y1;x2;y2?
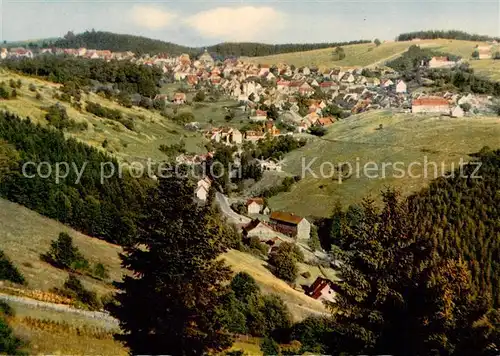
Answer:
321;149;500;309
397;30;500;42
0;56;162;97
52;31;197;56
0;111;151;245
408;149;500;307
205;40;371;58
41;31;370;58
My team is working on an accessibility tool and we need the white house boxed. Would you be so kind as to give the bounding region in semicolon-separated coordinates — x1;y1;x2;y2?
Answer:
195;185;209;202
396;80;407;93
451;105;465;118
247;198;265;215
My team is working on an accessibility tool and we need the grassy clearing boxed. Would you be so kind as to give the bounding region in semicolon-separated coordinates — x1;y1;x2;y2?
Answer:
245;41;415;69
0;70;207;161
222;250;327;321
0;198;122;296
268;110;500;218
4;299;126;355
245;39;496;70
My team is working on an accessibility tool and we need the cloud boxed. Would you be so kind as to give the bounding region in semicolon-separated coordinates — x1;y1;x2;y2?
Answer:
185;6;286;42
129;5;177;30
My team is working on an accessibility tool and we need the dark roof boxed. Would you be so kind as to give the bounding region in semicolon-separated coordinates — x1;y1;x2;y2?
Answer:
270;211;304;225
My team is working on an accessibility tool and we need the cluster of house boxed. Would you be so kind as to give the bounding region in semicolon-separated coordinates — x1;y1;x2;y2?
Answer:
0;47;136;61
240;202;336;302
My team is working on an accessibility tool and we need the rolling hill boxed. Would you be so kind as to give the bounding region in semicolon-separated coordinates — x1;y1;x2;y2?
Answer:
45;31;369;58
268;110;500;218
244;38;495;71
0;69;209;161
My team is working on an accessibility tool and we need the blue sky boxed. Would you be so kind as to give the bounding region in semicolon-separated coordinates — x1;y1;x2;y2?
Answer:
1;0;499;45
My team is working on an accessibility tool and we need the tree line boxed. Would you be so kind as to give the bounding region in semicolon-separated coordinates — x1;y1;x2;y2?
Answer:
0;56;162;97
0;111;150;245
42;30;371;58
397;30;500;42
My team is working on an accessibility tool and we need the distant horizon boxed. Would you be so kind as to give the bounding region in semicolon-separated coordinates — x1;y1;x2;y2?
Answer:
2;1;499;45
4;28;498;49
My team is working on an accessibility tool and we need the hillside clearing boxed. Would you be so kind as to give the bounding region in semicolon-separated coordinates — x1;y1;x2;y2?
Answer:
0;70;208;161
268;110;500;218
244;39;494;71
222;249;327;321
0;198;122;296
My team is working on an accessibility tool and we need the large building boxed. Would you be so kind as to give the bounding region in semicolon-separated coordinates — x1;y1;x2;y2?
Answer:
269;211;311;240
412;98;450;114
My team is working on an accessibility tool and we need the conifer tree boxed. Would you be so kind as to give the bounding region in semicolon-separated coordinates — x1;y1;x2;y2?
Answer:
328;189;494;355
109;177;233;355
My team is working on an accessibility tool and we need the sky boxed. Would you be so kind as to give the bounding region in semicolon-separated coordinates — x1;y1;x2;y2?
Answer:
1;0;500;45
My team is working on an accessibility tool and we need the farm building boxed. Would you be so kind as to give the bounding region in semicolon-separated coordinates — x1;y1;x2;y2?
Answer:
269;212;311;240
412;98;450;114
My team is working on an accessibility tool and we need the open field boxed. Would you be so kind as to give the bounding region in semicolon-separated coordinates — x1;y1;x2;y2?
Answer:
222;249;327;321
5;299;127;355
0;198;122;296
244;39;494;70
268;110;500;218
245;41;415;69
0;70;209;161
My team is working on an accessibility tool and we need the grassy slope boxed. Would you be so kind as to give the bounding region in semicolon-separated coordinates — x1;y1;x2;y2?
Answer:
222;250;327;321
269;110;500;218
0;199;327;352
0;198;123;296
0;70;208;161
244;39;495;71
7;300;126;355
245;41;415;69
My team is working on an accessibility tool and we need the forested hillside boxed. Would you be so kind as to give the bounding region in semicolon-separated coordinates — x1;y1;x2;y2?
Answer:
322;148;500;309
1;56;163;97
52;31;197;56
0;112;151;245
408;148;500;307
206;40;371;58
45;31;370;58
397;30;499;42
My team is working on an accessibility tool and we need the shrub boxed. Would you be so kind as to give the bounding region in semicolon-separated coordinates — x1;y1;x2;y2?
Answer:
260;336;280;355
193;90;206;102
93;263;109;280
231;272;260;301
57;274;102;310
28;83;36;92
308;226;321;251
269;243;299;282
248;236;269;257
0;315;25;355
0;86;10;99
0;250;25;285
35;92;42;100
309;126;327;136
41;232;88;270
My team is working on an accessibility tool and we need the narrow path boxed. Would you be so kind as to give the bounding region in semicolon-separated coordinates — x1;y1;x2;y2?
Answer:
0;292;119;329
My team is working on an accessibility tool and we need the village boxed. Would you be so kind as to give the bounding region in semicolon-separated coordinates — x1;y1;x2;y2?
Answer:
1;42;497;304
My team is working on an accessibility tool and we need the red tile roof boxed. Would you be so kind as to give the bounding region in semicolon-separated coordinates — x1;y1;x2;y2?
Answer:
247;198;265;206
412;98;449;106
309;277;334;299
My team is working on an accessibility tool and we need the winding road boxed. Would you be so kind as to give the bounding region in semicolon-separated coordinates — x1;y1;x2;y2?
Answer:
215;192;251;226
